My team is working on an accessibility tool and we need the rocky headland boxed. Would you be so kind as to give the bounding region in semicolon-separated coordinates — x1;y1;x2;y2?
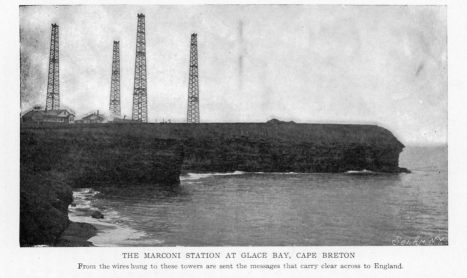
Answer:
20;124;182;246
20;121;407;246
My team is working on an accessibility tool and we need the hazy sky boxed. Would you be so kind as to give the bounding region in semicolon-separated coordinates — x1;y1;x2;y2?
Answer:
20;5;447;144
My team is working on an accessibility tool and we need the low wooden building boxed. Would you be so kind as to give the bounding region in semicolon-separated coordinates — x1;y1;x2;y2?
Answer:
75;111;105;124
22;109;75;124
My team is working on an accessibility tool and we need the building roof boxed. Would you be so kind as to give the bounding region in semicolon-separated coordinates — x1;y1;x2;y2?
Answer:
22;109;75;120
81;113;105;121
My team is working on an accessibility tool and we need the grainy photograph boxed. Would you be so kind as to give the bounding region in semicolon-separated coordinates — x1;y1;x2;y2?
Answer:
19;5;447;247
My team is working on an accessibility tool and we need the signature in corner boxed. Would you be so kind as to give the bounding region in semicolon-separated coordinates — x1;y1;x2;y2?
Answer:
392;235;447;246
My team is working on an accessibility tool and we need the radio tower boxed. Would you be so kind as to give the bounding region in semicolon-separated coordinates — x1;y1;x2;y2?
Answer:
132;14;148;122
109;41;121;117
45;24;60;111
187;33;200;123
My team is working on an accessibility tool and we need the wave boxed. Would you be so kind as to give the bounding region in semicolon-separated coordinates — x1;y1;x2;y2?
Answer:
181;170;383;180
69;188;160;247
180;171;311;181
345;169;377;175
256;172;301;175
68;188;100;215
180;171;246;181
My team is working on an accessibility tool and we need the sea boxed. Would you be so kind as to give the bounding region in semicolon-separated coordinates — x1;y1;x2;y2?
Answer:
69;146;448;246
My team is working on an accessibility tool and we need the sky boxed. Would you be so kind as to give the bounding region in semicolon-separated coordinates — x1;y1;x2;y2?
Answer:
19;5;447;144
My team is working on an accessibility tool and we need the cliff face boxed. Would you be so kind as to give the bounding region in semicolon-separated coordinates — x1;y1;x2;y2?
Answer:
20;125;183;246
21;125;183;187
20;121;406;246
143;121;407;173
20;170;72;246
182;138;404;173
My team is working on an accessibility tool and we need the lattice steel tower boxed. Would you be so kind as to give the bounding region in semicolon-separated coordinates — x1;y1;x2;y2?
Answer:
45;23;60;111
132;14;148;122
109;41;121;116
187;33;200;123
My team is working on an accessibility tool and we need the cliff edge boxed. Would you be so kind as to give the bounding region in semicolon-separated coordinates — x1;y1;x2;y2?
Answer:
20;125;183;246
20;121;407;246
129;120;407;173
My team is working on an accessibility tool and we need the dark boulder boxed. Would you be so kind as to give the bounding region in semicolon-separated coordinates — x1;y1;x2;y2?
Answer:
91;210;104;219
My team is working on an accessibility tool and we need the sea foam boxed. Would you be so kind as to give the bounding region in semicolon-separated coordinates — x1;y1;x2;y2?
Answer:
68;188;159;247
180;171;246;181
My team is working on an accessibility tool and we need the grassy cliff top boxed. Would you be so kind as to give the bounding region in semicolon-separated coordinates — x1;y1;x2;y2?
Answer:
21;121;404;150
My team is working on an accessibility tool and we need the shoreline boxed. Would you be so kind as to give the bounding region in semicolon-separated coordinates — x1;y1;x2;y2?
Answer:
59;169;413;247
20;122;408;247
62;187;150;247
55;221;97;247
57;165;444;247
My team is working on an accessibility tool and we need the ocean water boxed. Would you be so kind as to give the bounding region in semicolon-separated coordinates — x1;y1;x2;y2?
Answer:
69;146;448;246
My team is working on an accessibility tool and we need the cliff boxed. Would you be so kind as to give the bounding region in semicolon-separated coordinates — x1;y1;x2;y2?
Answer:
113;120;406;173
178;121;406;173
20;121;406;245
22;121;406;176
20;125;183;246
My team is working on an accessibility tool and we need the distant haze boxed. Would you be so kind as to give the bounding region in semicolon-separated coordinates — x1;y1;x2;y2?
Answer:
20;5;447;145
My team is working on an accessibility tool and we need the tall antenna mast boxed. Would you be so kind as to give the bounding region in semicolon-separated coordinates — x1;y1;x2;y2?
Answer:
187;33;200;123
45;23;60;111
109;41;121;117
132;14;148;122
